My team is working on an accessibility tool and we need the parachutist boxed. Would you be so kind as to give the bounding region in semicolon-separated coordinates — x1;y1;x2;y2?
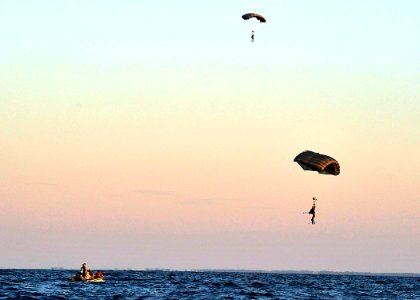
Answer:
242;13;265;42
303;197;317;224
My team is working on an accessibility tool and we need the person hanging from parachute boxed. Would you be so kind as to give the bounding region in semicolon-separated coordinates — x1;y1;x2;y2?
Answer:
303;197;317;224
242;13;266;42
294;150;340;225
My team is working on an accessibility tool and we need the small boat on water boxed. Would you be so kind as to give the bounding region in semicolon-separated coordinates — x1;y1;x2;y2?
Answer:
70;276;105;283
70;271;105;283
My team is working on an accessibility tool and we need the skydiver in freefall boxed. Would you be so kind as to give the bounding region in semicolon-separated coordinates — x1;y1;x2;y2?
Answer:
303;197;317;224
251;30;255;42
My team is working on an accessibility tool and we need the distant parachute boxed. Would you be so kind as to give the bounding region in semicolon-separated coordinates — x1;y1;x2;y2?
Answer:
242;13;266;23
294;150;340;176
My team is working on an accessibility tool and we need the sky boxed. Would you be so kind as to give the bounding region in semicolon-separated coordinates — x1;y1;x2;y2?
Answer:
0;1;419;273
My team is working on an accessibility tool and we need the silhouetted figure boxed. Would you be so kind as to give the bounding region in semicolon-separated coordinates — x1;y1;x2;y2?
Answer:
80;263;92;279
303;197;317;224
251;30;255;42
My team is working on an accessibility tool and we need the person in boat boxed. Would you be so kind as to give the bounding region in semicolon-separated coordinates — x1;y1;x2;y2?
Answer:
80;263;93;279
95;271;104;279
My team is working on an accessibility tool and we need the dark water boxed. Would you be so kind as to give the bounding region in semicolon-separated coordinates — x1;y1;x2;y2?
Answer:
0;269;418;299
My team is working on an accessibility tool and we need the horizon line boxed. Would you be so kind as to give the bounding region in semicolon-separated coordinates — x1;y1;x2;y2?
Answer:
1;268;418;277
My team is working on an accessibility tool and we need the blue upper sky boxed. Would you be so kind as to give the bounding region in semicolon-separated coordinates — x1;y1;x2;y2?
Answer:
0;0;418;68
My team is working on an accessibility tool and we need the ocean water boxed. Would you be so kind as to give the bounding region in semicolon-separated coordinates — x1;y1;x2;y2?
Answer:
0;269;418;299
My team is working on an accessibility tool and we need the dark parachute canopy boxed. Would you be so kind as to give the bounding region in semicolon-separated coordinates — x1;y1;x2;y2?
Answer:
242;13;266;23
294;150;340;176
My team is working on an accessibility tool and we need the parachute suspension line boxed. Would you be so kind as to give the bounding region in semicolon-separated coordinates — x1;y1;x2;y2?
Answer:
314;176;322;200
311;174;324;202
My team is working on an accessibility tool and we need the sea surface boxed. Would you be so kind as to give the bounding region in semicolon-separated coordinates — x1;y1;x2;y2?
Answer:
0;269;418;299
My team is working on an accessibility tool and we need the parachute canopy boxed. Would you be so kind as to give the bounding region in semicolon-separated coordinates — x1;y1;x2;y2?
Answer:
242;13;266;23
294;150;340;176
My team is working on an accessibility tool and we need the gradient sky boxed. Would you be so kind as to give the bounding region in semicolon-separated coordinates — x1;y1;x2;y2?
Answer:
1;1;419;273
